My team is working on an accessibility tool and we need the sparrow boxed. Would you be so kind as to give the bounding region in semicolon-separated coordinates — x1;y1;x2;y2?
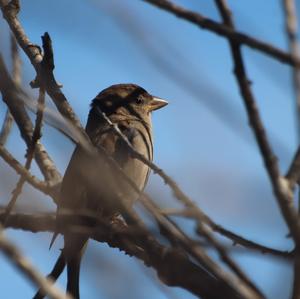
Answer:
34;84;167;299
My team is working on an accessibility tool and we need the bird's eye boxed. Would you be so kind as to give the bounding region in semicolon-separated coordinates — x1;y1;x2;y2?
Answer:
136;95;144;104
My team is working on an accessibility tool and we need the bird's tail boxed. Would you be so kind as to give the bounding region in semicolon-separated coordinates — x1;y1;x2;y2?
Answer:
64;238;87;299
66;254;82;299
32;251;66;299
49;231;58;250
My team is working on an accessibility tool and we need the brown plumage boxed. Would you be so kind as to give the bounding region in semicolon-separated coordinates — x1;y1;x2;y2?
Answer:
33;84;167;299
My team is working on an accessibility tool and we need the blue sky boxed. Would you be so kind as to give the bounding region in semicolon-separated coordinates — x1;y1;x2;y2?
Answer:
0;0;299;298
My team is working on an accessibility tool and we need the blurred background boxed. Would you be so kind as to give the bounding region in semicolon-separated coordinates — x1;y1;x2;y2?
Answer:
0;0;298;298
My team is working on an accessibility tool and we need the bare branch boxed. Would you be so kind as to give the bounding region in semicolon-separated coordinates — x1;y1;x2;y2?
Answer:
282;0;300;297
0;54;61;183
36;33;85;137
282;0;300;188
3;87;46;221
0;211;256;299
0;0;42;66
10;33;21;84
209;221;291;258
286;147;300;188
0;4;85;139
0;9;89;148
105;157;264;299
0;144;58;198
186;219;262;296
0;34;21;145
0;110;14;145
162;208;291;258
283;0;300;219
214;0;300;245
0;226;69;299
283;0;300;136
142;0;300;68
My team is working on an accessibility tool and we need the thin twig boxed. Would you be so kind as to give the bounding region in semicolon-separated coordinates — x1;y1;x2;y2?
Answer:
0;144;58;198
162;208;291;257
145;193;264;298
0;54;61;182
10;33;21;84
158;207;264;297
141;0;300;68
210;222;291;258
0;110;14;145
3;88;46;222
0;227;69;299
0;34;21;145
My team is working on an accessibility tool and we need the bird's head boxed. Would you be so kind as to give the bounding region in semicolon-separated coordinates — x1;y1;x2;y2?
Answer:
91;84;168;118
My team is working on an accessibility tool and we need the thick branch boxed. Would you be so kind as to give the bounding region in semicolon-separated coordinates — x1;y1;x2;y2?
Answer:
2;211;248;299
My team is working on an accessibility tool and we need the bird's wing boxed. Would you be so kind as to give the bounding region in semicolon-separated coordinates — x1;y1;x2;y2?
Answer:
59;121;137;210
57;118;151;231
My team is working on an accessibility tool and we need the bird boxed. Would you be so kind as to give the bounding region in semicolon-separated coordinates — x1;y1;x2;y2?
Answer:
33;83;168;299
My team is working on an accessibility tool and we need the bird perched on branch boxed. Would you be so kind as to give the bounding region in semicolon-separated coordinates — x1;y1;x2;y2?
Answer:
33;84;168;299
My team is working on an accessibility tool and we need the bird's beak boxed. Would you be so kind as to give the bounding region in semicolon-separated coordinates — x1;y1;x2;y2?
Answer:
148;96;168;111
